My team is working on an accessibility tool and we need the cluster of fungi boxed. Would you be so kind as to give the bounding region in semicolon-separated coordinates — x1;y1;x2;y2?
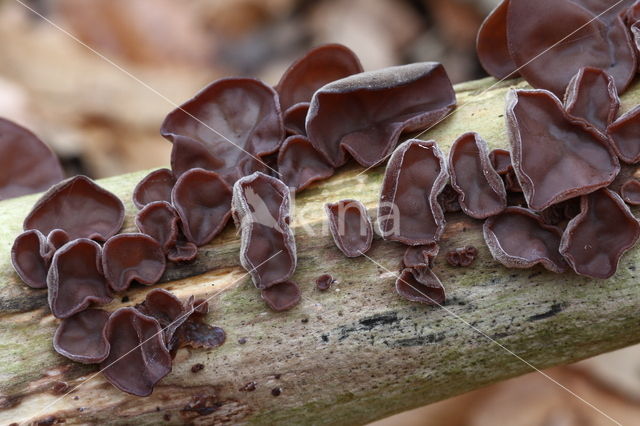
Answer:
4;0;640;397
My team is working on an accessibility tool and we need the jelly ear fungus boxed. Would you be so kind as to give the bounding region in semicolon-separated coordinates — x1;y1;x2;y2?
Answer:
53;308;111;364
506;89;619;211
563;67;619;133
378;139;448;245
277;135;334;192
306;62;456;168
560;189;640;279
395;267;445;306
607;105;640;164
132;168;175;209
325;199;373;258
448;132;506;219
476;0;519;80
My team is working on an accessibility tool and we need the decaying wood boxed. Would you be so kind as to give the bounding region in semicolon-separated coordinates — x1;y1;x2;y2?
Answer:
1;76;640;425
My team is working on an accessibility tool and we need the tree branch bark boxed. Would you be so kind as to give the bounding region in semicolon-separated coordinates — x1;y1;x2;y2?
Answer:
1;76;640;425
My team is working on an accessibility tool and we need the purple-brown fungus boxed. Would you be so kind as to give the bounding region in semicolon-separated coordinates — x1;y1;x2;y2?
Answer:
476;0;518;80
11;229;50;289
620;179;640;205
608;105;640;164
438;184;461;213
276;43;363;113
449;132;506;219
53;308;110;364
161;78;284;184
395;267;445;305
564;67;619;133
325;199;373;258
403;243;439;269
283;103;310;136
489;148;512;175
100;307;172;397
47;239;113;318
135;201;180;252
446;246;478;267
506;89;619;211
102;233;166;292
315;274;334;291
136;288;194;350
132;168;176;209
277;135;334;192
306;62;456;168
0;117;64;201
171;168;232;246
232;172;296;289
483;207;567;273
560;189;640;279
378;139;448;245
260;280;302;312
23;175;125;241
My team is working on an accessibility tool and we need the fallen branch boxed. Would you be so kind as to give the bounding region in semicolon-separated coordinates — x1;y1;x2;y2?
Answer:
1;76;640;425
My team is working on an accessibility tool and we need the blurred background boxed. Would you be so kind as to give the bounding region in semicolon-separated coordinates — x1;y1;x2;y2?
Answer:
0;0;638;424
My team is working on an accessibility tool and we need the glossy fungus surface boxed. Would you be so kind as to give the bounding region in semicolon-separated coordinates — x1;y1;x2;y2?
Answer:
102;233;166;292
101;308;172;396
506;89;619;211
132;168;175;209
277;135;334;192
172;168;232;246
506;0;636;96
315;274;334;291
136;288;193;347
489;148;512;175
167;239;198;263
439;184;461;213
232;172;296;289
276;43;363;112
483;207;567;273
24;175;125;241
161;78;284;183
446;246;478;267
608;105;640;164
11;229;50;288
560;189;640;278
53;308;110;363
449;132;506;219
135;201;181;252
306;62;456;167
173;318;226;350
0;117;64;200
283;103;309;136
620;179;640;205
260;280;301;312
325;199;373;258
47;239;112;318
564;67;619;133
403;243;439;268
476;0;519;79
378;139;448;245
395;267;445;305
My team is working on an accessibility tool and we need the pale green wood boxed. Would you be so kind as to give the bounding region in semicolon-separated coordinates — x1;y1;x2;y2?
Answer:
1;77;639;425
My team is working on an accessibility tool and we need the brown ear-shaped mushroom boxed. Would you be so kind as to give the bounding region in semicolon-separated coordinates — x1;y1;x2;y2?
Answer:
607;105;640;164
403;243;439;269
135;288;193;349
489;148;512;175
11;229;50;289
325;199;373;258
277;135;334;192
396;267;445;305
476;0;519;80
378;139;448;245
100;307;172;397
260;280;301;312
506;0;636;97
171;168;232;246
53;308;110;364
135;201;180;252
23;176;125;242
483;207;567;273
47;239;113;319
283;103;310;136
449;132;506;219
276;43;363;112
446;246;478;267
506;89;619;211
0;117;64;201
620;179;640;205
306;62;456;168
167;240;199;263
161;77;284;181
232;172;296;289
560;189;640;279
132;168;175;209
315;274;334;291
102;233;166;292
564;67;619;133
438;184;461;213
